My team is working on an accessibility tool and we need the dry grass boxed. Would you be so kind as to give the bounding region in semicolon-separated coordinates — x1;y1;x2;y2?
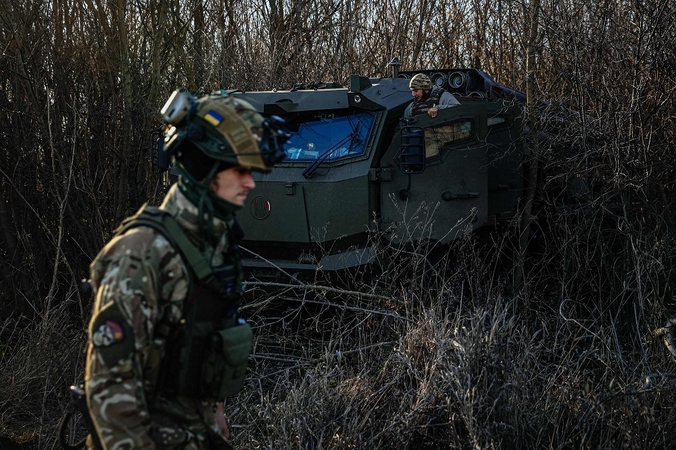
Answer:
224;225;676;449
2;226;676;450
0;294;87;449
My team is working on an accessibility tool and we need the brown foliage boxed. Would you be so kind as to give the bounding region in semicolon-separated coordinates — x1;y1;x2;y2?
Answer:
1;0;676;448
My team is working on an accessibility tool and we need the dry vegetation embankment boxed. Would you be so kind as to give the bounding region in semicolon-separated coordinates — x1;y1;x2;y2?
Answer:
2;0;676;448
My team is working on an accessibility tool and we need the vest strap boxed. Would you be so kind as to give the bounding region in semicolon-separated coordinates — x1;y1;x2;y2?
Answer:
115;204;215;284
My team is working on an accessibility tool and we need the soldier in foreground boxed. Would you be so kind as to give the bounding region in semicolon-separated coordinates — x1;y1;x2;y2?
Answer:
404;72;460;118
84;90;288;449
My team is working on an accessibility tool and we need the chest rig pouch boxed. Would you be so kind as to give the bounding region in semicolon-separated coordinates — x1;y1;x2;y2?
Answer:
167;287;253;399
115;205;253;400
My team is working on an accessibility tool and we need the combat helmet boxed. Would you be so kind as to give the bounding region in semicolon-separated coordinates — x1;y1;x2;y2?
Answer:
409;73;432;91
160;89;289;179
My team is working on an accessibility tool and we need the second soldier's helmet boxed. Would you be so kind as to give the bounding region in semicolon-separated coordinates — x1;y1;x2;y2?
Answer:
409;73;433;91
160;89;290;179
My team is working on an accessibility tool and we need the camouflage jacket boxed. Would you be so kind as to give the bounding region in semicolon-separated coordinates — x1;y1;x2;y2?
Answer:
85;184;239;450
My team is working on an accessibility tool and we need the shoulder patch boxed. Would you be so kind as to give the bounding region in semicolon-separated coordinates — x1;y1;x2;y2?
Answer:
89;301;135;367
92;320;125;347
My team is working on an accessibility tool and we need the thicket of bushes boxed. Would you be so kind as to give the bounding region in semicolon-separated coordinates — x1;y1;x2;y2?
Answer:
1;0;675;448
227;213;675;449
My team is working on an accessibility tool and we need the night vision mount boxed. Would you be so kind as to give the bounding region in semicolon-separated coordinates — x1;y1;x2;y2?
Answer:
161;89;196;126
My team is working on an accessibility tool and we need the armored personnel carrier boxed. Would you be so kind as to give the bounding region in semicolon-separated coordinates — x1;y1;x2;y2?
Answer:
229;65;528;277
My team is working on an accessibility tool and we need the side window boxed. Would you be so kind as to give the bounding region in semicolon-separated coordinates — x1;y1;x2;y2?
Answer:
425;120;473;158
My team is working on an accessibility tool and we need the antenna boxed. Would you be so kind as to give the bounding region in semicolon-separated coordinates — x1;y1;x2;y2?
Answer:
387;57;402;79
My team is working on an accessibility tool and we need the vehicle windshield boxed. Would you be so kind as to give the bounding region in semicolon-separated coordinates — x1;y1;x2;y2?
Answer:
284;112;375;161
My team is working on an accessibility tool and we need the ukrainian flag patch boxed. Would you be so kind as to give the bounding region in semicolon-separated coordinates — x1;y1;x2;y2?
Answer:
204;110;223;126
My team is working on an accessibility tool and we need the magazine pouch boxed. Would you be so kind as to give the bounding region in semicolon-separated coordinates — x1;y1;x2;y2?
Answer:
202;320;253;398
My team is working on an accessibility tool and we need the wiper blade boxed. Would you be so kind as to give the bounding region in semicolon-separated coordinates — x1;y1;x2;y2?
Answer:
302;123;361;179
301;135;350;179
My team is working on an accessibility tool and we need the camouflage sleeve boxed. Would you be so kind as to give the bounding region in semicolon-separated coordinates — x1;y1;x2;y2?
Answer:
85;226;189;450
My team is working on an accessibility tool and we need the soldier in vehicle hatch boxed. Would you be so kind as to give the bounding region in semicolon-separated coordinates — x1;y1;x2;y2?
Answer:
404;73;460;118
84;90;289;449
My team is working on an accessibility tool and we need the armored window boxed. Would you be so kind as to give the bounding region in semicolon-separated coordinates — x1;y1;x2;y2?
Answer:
284;112;375;161
488;116;507;127
425;120;473;158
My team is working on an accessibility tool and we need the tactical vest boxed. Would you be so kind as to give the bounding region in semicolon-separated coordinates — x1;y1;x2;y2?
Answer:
411;87;446;116
114;205;253;400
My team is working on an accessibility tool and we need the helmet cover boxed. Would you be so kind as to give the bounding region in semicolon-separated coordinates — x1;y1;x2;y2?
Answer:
162;90;288;175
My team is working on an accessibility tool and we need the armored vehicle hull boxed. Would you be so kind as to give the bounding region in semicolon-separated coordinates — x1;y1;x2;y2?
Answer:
232;69;527;276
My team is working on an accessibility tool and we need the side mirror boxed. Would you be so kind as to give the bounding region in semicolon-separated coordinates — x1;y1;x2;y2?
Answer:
399;126;425;174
